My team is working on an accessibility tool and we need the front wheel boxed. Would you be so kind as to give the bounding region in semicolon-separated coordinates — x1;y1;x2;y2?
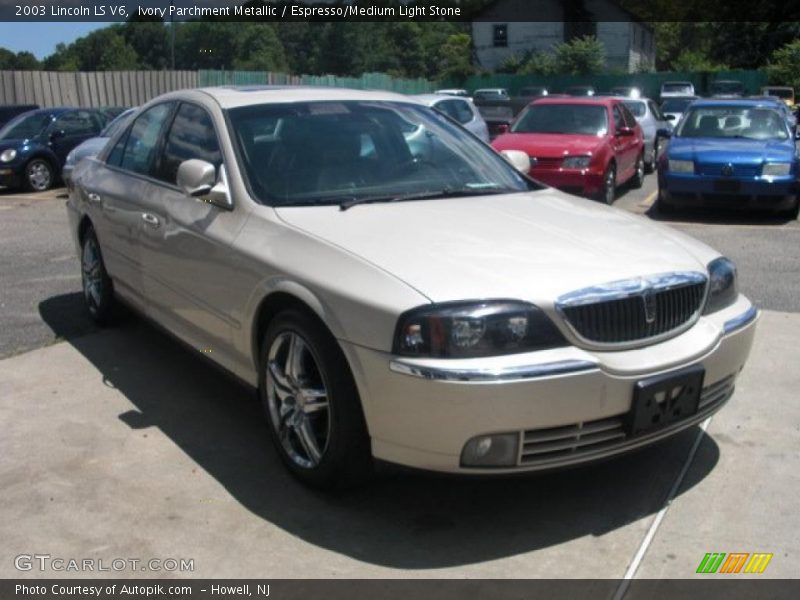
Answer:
259;308;372;489
81;226;116;324
25;158;53;192
597;163;616;204
646;139;659;173
631;153;645;189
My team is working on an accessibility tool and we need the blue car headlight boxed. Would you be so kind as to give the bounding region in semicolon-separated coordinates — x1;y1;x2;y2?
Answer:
704;257;738;315
0;148;17;163
762;162;791;177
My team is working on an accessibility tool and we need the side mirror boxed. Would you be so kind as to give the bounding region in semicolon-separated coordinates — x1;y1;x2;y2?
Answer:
665;114;676;121
500;149;531;173
616;127;635;137
656;128;672;139
177;159;233;210
496;123;510;135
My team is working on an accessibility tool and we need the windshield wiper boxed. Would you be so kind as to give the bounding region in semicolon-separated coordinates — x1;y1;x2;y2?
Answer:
338;187;516;211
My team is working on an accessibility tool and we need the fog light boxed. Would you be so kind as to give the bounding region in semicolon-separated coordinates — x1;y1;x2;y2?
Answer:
461;432;519;467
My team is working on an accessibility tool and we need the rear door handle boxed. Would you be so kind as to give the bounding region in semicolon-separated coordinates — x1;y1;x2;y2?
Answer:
141;213;160;228
87;192;101;204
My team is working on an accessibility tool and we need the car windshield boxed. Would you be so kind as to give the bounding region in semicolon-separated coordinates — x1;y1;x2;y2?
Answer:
227;101;535;207
661;98;695;112
663;83;693;94
711;82;744;95
0;112;51;140
764;88;793;99
622;101;646;117
512;103;608;136
676;106;789;140
100;109;136;138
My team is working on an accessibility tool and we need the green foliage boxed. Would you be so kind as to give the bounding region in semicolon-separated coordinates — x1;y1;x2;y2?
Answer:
520;51;557;76
767;39;800;92
670;49;727;73
0;48;41;70
438;33;475;83
554;35;606;75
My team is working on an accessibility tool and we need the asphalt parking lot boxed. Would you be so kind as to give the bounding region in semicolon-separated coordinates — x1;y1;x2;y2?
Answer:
1;178;798;581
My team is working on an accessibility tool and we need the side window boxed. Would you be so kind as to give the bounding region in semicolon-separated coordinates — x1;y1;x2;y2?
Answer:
612;106;625;131
157;103;222;185
434;100;458;122
620;105;637;128
453;100;475;124
106;131;128;166
119;103;173;176
649;101;665;121
52;111;100;136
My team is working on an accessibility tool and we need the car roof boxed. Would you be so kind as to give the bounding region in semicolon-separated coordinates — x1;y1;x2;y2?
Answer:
189;86;421;109
690;99;781;108
533;96;616;106
412;94;467;105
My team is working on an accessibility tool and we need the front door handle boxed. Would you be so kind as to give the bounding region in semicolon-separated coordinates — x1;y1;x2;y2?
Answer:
141;213;160;228
87;192;101;204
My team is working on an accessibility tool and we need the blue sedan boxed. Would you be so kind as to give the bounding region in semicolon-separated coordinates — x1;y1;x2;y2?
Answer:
657;100;799;219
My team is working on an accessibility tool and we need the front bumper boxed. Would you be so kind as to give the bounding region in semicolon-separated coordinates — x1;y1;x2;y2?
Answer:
530;167;604;198
0;165;23;189
341;296;757;474
661;171;797;209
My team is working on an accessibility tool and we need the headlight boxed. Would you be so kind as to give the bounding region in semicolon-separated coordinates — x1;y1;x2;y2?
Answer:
562;156;591;169
0;148;17;163
762;162;791;176
704;257;738;315
393;300;567;358
668;159;694;173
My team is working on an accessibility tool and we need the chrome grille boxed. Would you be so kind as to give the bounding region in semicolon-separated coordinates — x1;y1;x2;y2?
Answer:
556;273;707;346
517;373;734;467
696;163;760;177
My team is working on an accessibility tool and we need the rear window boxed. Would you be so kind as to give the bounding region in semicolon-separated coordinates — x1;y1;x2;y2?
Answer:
661;98;695;112
764;88;793;99
622;101;646;117
662;83;693;94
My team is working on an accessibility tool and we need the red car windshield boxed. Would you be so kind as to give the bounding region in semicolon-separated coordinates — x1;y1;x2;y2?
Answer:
512;104;609;136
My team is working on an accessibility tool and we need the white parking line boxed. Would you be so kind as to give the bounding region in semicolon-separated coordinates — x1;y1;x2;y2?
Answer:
613;417;712;598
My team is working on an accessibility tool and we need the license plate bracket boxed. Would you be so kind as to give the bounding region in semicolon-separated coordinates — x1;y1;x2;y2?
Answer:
627;365;705;437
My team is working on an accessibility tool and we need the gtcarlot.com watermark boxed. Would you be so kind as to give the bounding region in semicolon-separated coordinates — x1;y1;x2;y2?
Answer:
14;554;194;573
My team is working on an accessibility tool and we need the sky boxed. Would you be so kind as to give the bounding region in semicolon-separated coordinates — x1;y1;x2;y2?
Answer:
0;22;109;58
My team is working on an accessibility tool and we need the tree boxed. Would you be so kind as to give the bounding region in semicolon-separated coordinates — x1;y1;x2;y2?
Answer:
767;39;800;91
554;35;606;75
0;48;41;70
520;51;557;76
97;34;138;70
233;25;288;72
670;49;727;73
437;33;473;83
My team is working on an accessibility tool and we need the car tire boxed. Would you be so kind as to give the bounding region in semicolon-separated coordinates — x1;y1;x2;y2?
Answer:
597;162;616;204
259;308;373;489
25;158;54;192
645;140;658;173
80;225;116;325
786;196;800;220
631;153;645;189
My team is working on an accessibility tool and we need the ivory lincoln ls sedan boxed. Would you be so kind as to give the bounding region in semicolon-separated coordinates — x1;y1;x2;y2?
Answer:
67;87;758;488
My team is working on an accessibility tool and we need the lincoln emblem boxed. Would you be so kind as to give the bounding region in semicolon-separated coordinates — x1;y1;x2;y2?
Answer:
643;288;657;324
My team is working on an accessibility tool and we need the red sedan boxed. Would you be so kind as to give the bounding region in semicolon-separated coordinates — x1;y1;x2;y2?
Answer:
492;97;645;204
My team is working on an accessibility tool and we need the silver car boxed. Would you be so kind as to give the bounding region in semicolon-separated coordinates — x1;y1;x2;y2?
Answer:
412;94;490;142
62;108;137;186
67;87;757;488
622;98;673;172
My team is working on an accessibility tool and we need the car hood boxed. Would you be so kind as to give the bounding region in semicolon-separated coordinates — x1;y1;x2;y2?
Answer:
274;190;717;304
668;137;794;162
492;133;605;158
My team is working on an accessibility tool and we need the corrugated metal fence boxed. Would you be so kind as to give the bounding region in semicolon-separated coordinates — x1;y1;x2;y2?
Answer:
0;69;437;108
0;70;197;108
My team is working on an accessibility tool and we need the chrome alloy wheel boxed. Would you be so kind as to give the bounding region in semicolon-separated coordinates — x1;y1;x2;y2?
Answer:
27;160;52;191
266;332;331;469
81;236;103;309
604;165;616;204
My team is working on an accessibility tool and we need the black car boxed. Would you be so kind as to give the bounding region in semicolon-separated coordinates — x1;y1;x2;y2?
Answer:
0;104;39;129
0;108;105;191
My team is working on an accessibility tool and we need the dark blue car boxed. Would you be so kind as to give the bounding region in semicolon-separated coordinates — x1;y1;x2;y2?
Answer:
0;108;105;191
657;99;799;219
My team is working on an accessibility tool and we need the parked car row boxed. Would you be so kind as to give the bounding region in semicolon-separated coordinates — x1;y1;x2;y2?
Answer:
66;85;758;488
0;106;131;192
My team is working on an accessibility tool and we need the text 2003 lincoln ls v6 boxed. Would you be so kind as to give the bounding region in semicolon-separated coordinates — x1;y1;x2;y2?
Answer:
66;87;757;488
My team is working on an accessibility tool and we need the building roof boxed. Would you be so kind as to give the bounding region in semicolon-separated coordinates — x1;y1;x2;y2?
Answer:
470;0;652;29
